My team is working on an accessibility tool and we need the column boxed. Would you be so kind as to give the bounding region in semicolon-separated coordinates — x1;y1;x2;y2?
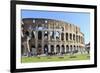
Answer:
64;32;66;42
72;33;73;42
60;45;62;54
42;30;44;54
59;31;61;41
54;44;56;53
48;44;51;53
35;31;38;55
64;45;66;53
48;24;50;41
74;34;76;43
54;30;56;41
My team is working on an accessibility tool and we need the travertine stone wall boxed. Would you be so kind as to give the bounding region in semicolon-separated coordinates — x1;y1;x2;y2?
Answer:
21;18;85;55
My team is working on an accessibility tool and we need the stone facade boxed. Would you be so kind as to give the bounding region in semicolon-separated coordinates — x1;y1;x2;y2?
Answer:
21;18;85;56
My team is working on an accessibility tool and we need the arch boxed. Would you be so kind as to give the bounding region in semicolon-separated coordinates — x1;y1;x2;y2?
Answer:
44;44;48;54
77;46;78;51
31;45;36;56
66;33;68;41
70;45;73;52
50;31;55;40
70;33;72;40
73;34;75;41
44;31;48;40
31;31;35;38
56;31;60;40
61;33;64;41
61;45;65;54
56;45;60;54
37;44;42;55
51;45;54;53
74;45;76;53
61;27;64;31
66;45;69;53
76;35;78;42
38;31;42;40
79;36;80;43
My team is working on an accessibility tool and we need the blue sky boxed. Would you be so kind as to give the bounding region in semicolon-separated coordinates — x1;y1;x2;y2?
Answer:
21;10;90;44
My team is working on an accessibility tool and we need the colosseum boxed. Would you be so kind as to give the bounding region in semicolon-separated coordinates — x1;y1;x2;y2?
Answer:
21;18;85;56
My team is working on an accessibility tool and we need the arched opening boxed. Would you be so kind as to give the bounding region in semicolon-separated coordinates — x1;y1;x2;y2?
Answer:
76;35;77;42
77;46;78;52
38;31;42;40
73;34;75;41
51;45;54;54
56;31;60;40
61;27;64;31
37;44;42;55
70;45;72;53
66;45;69;53
74;45;76;53
25;30;29;36
61;33;64;41
44;45;48;54
70;33;72;40
61;45;65;54
50;31;55;40
31;45;36;56
44;31;48;40
31;31;35;39
79;36;80;43
66;33;68;41
56;45;60;54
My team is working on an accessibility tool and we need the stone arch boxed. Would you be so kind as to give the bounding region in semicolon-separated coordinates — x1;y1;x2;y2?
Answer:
73;45;76;53
31;45;36;56
66;45;69;53
76;35;78;42
44;44;48;54
31;31;35;39
37;44;42;55
79;36;80;43
61;45;65;54
51;45;54;54
44;31;48;40
38;31;42;40
61;27;64;31
56;45;60;54
70;45;73;53
66;33;68;41
70;33;72;40
61;33;64;41
73;34;75;41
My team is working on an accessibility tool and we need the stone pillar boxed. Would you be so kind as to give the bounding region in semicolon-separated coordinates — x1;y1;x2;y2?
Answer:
64;45;66;53
48;44;51;53
48;24;50;41
59;31;61;41
54;44;56;53
60;45;62;54
27;37;30;52
35;31;38;55
64;32;66;42
72;33;73;42
42;30;44;54
68;33;70;41
54;30;56;41
74;34;76;43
